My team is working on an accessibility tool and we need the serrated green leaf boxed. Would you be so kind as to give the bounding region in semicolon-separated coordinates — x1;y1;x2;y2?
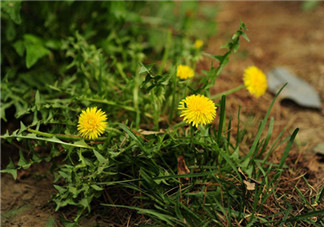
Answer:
0;168;18;180
91;184;103;191
68;186;78;197
18;149;27;167
0;158;17;179
93;150;106;164
1;133;92;149
58;170;70;179
24;34;50;68
13;40;25;56
54;185;66;194
32;152;42;163
220;43;230;50
138;63;152;75
73;140;92;148
19;121;27;133
79;197;91;211
1;102;13;122
240;21;248;30
233;42;240;53
230;147;240;162
213;55;224;62
241;32;250;42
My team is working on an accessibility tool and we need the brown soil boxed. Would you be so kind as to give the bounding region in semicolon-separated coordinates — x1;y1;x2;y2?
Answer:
1;164;58;227
205;1;324;184
1;2;324;226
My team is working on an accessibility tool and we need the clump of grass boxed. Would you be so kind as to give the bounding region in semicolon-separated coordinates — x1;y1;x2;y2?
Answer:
2;2;323;226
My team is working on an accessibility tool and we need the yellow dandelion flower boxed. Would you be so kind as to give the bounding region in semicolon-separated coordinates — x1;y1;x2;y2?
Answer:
243;66;268;98
77;107;107;139
177;65;194;80
194;39;204;49
178;94;217;127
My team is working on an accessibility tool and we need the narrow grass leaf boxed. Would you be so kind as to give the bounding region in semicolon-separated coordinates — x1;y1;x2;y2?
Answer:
101;204;180;225
316;184;324;204
285;209;324;223
118;123;146;152
278;128;299;169
217;95;226;145
246;84;287;161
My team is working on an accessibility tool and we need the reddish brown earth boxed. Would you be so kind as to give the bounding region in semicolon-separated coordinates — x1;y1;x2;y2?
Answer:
2;2;324;226
204;1;324;180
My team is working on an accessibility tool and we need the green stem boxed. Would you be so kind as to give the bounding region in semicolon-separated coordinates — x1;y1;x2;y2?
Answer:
134;72;140;129
158;29;172;75
183;80;190;98
27;128;121;141
80;98;153;119
153;102;160;131
41;121;75;126
210;84;246;100
116;62;129;83
98;53;102;94
169;71;177;123
189;125;197;167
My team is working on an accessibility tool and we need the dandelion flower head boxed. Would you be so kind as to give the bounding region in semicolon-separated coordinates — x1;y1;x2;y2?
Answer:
243;66;267;98
178;94;216;127
194;39;204;49
177;65;194;80
78;107;107;139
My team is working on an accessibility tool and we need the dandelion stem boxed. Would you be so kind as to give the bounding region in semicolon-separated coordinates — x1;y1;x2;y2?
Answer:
98;53;103;94
210;84;246;100
169;70;177;124
158;29;172;75
189;125;197;166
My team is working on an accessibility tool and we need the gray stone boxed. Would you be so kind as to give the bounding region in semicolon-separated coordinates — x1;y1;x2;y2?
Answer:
267;67;322;109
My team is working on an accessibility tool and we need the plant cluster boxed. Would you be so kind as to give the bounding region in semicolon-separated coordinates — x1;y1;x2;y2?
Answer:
1;1;323;226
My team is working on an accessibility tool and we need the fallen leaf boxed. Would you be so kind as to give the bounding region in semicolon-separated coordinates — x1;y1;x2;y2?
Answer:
238;167;247;179
243;180;255;191
177;155;190;182
307;159;319;172
138;129;164;135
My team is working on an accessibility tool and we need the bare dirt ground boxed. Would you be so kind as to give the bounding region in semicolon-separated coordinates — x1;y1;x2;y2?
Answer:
1;2;324;226
205;1;324;181
1;165;57;226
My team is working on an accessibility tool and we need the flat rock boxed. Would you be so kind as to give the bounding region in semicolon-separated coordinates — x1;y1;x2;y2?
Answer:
267;67;322;109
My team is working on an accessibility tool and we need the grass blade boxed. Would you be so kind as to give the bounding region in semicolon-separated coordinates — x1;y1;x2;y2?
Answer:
101;204;181;225
245;84;287;161
217;95;226;145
